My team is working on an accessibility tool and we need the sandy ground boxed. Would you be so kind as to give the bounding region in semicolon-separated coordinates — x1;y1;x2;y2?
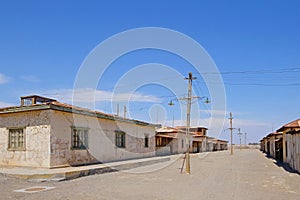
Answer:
1;149;300;200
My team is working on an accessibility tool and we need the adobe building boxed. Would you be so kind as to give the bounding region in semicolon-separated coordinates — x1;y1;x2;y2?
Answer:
0;95;158;168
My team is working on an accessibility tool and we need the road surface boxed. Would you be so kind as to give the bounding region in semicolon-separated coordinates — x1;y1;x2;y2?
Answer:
1;149;300;200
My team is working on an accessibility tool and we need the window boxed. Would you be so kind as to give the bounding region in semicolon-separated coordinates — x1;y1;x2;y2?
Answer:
71;127;89;149
115;130;126;148
8;128;25;150
144;134;149;148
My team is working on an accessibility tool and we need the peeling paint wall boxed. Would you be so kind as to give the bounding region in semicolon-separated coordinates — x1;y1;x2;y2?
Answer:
49;110;156;168
0;110;51;168
0;108;157;168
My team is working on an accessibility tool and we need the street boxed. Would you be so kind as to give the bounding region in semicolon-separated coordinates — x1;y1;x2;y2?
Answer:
1;149;300;200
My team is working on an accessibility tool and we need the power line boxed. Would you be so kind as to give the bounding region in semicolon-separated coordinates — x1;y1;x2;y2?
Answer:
193;67;300;75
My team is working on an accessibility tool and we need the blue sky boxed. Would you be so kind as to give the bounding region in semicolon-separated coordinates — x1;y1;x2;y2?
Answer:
1;0;300;143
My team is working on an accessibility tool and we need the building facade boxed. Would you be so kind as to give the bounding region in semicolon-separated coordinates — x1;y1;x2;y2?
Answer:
261;118;300;173
0;95;158;168
155;126;228;155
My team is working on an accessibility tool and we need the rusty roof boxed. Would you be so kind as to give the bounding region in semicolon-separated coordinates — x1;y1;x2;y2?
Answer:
156;127;182;133
283;118;300;128
277;118;300;132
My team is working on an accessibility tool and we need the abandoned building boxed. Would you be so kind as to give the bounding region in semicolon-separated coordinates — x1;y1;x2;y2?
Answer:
260;132;283;161
0;95;229;169
155;126;228;155
0;95;159;168
261;118;300;173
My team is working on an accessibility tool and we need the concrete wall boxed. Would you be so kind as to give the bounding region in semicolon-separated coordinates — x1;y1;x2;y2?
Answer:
0;110;51;168
176;133;187;154
156;146;171;156
49;110;156;168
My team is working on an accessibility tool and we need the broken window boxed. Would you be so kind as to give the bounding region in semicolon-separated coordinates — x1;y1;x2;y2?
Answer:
8;128;25;150
71;127;89;149
115;130;126;148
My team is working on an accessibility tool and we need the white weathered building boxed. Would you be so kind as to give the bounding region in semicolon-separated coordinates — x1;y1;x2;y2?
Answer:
155;126;228;155
155;127;187;156
0;95;158;168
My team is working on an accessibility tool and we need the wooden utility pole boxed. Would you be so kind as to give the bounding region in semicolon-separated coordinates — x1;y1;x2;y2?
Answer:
229;112;234;155
244;132;247;147
238;128;242;150
184;72;196;174
179;72;209;174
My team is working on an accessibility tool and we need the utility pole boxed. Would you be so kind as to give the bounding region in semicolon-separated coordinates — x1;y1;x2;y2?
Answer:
238;128;242;150
229;112;234;155
184;72;196;174
176;72;209;174
244;132;247;147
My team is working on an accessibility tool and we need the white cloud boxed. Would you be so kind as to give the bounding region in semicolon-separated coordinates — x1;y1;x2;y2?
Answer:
40;88;162;104
0;73;10;84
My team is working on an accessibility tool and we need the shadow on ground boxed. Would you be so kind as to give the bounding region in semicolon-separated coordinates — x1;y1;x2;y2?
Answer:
263;152;299;174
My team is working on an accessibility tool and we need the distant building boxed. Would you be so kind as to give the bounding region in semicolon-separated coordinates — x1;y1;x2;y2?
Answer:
155;127;186;156
155;126;228;155
0;95;159;168
260;132;283;161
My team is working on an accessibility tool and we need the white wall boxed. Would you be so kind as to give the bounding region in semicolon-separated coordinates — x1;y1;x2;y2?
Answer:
176;133;187;154
49;110;156;167
0;110;51;168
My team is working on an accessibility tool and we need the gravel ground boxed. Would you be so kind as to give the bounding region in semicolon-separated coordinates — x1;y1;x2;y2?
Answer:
1;149;300;200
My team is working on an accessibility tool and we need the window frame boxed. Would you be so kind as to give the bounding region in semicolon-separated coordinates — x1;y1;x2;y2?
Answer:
115;130;126;148
8;127;26;151
71;126;89;150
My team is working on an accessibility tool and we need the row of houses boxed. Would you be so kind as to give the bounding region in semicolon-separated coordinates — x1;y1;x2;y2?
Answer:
156;126;228;156
0;95;228;168
260;119;300;173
